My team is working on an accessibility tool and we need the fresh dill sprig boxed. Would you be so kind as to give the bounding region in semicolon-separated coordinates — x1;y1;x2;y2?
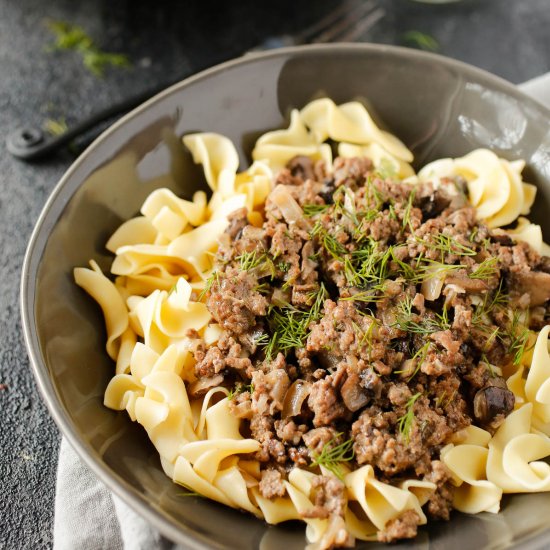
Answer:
198;271;220;301
504;311;533;366
311;221;347;259
434;389;456;410
262;283;328;360
44;116;68;137
236;249;277;279
351;318;378;353
393;295;450;335
303;203;331;217
471;281;507;330
470;257;499;280
415;233;477;261
310;433;354;481
402;30;440;52
345;239;393;287
46;20;131;77
227;382;254;400
396;341;431;380
397;392;422;442
402;189;416;231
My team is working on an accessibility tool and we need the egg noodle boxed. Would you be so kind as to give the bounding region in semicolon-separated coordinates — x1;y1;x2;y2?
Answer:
75;98;550;548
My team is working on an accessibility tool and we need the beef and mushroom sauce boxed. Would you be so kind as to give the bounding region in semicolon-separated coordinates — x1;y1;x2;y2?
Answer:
198;155;546;543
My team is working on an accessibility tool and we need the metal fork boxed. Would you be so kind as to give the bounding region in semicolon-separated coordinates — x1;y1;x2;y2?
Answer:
7;0;385;161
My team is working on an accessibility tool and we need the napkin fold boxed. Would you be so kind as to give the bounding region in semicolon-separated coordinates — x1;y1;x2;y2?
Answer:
52;77;550;550
54;439;178;550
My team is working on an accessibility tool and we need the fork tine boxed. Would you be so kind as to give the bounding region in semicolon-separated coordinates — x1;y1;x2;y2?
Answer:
293;0;361;44
329;6;386;43
309;0;382;44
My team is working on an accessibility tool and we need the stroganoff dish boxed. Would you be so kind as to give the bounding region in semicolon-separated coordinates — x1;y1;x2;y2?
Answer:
75;99;550;548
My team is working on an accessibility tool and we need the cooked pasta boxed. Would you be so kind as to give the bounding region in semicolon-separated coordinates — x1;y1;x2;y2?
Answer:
76;97;550;549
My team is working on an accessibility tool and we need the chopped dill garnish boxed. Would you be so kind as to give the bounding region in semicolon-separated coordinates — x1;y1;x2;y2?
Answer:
393;295;450;335
504;311;533;366
198;271;219;301
352;318;378;352
278;261;290;272
402;30;440;52
227;382;254;400
402;189;416;231
310;433;354;481
415;233;477;260
471;281;507;330
396;341;431;380
434;389;456;410
262;283;328;360
397;392;422;442
344;239;393;288
470;257;499;280
311;222;347;259
46;20;131;77
236;249;276;278
303;203;331;217
44;116;68;137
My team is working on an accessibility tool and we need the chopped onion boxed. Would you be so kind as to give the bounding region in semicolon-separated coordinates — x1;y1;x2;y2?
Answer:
269;185;304;224
420;265;447;301
282;379;311;418
188;374;224;397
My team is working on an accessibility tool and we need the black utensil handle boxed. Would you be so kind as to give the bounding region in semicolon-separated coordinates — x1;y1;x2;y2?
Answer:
6;80;177;161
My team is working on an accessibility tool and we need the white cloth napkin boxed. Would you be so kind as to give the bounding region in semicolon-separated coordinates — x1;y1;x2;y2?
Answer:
52;77;550;550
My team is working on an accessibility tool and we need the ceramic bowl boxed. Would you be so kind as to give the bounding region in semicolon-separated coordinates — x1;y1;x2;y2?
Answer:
21;44;550;549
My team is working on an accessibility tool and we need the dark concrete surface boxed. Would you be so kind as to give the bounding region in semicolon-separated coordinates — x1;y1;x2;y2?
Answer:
1;0;549;548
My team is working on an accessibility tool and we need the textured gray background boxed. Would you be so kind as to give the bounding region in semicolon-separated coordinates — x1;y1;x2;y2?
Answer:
1;0;549;548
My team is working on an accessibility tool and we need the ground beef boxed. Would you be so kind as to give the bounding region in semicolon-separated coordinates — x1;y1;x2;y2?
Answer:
196;154;548;545
259;468;286;499
377;510;421;543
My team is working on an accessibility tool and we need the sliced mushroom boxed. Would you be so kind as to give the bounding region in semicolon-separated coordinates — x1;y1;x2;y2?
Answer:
473;377;515;429
188;374;224;397
418;190;451;221
341;372;371;412
358;368;383;400
509;271;550;307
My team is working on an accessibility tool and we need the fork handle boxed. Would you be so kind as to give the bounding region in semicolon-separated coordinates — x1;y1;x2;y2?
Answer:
6;79;182;161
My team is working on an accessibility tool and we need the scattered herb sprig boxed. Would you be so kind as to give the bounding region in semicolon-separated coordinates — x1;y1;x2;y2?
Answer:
46;20;130;77
262;283;328;360
310;433;355;481
397;392;422;442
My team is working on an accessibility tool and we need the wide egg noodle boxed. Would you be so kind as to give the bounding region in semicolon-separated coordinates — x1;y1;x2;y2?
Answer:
104;373;144;421
183;133;239;196
130;278;211;354
252;109;332;171
486;403;550;493
440;443;502;513
344;464;425;532
106;216;158;252
418;148;536;229
300;98;412;163
524;325;550;432
74;260;130;361
505;217;547;255
141;188;207;230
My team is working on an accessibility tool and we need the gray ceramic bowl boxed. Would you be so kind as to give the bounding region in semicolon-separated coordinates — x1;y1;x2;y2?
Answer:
21;44;550;549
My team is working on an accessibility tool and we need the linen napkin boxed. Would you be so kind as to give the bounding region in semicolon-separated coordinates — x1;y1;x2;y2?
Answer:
52;77;550;550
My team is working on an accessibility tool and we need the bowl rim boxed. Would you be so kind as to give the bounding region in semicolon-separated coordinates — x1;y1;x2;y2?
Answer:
20;42;550;549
